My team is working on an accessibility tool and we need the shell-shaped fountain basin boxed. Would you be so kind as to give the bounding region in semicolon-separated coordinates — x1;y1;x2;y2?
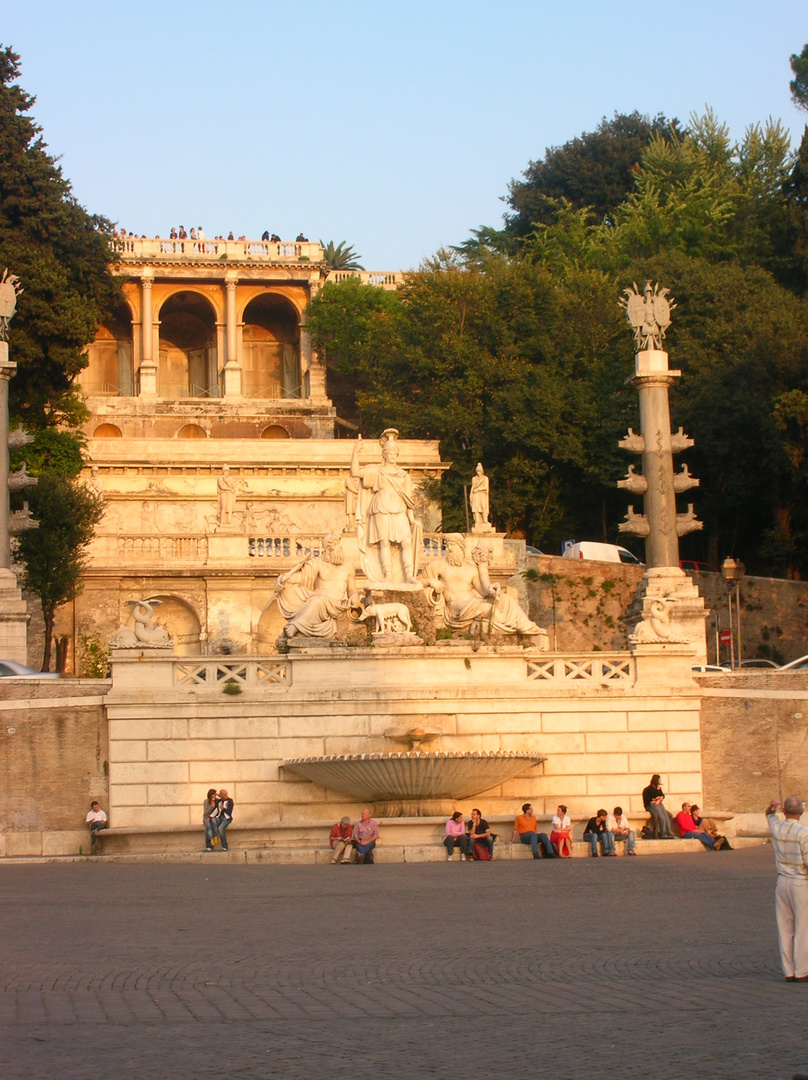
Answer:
281;750;544;811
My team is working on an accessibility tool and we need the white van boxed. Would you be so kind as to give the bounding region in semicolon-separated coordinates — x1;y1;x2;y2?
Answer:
562;541;643;565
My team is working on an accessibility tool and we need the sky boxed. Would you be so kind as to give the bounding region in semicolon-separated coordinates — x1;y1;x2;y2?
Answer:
3;2;807;270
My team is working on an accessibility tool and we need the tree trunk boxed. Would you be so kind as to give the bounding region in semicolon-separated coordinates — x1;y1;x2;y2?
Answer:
41;603;55;673
55;634;69;674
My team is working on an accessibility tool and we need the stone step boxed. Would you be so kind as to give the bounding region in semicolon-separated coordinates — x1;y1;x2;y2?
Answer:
42;835;763;866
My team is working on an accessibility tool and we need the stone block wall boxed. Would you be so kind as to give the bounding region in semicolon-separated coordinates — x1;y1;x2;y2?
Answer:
104;651;703;832
0;680;110;856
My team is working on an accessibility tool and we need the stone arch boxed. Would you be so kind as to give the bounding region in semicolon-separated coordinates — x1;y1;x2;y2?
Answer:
157;291;218;399
146;594;202;656
94;423;122;438
177;424;207;439
82;302;134;396
241;293;300;399
261;424;291;439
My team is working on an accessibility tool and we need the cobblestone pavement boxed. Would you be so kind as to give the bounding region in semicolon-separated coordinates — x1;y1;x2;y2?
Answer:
1;845;805;1080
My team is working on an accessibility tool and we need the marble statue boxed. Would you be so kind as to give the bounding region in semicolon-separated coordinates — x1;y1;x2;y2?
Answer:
85;465;103;497
357;601;413;635
217;464;236;527
344;474;360;532
619;281;675;352
350;430;420;585
421;534;544;636
110;598;172;648
277;532;360;639
469;463;491;531
0;269;22;342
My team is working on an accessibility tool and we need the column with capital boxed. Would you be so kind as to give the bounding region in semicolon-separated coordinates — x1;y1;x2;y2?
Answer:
138;270;157;396
222;273;242;397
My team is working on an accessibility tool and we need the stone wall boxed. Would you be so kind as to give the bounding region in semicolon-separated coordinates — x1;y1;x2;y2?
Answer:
103;649;703;835
0;680;110;855
698;671;808;831
524;555;645;652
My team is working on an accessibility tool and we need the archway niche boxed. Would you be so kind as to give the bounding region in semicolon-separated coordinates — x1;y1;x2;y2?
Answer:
261;424;291;439
82;303;134;396
177;424;207;439
144;594;202;656
242;294;300;399
94;423;122;438
158;292;218;399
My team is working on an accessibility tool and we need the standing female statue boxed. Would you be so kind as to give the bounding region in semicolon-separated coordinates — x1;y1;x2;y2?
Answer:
350;430;420;584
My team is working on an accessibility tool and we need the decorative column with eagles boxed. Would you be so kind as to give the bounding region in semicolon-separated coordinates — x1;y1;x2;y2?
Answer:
617;282;708;668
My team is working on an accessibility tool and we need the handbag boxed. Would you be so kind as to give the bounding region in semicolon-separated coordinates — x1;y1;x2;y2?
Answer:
473;840;492;861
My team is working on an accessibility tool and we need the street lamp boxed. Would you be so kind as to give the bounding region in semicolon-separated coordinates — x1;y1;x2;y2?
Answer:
721;557;746;669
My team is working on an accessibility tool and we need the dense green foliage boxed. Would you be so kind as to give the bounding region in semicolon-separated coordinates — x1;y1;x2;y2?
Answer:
15;470;103;670
0;46;118;427
309;73;808;576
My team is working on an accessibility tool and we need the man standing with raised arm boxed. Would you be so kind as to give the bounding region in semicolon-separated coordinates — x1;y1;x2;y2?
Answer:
766;796;808;982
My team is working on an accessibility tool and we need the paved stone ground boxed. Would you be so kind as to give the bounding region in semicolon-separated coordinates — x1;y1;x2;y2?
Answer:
1;845;805;1080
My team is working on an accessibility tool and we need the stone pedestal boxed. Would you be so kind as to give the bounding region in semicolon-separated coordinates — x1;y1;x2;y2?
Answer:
0;567;30;663
627;566;707;666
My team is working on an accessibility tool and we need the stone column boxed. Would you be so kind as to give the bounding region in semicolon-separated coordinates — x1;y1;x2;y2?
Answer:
634;350;680;568
138;271;157;396
0;343;13;570
222;273;242;397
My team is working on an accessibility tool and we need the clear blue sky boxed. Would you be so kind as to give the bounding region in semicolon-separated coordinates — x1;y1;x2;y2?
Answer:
4;2;807;269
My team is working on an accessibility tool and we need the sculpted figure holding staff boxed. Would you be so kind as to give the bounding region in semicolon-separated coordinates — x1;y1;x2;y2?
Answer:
351;430;421;585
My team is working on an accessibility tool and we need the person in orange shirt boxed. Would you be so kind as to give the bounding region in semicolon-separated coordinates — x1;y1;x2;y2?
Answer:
508;802;557;859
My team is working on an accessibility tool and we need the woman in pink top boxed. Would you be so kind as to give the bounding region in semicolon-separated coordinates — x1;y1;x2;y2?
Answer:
444;811;470;861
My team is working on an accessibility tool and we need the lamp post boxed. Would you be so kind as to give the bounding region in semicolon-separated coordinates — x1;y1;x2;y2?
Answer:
721;557;746;669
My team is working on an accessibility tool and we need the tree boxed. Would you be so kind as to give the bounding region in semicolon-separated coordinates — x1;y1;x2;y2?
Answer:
505;111;681;236
791;43;808;112
320;240;365;271
14;470;103;671
0;46;118;428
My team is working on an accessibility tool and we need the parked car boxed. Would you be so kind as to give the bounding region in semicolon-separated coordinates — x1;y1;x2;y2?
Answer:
692;664;730;674
524;545;544;555
680;560;718;573
562;541;643;565
777;654;808;671
0;660;60;679
738;658;780;669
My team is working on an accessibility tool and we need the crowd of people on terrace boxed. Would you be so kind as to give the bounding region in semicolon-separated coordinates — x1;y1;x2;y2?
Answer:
109;226;309;243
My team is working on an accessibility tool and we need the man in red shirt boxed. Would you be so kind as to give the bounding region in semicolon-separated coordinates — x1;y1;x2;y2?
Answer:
675;802;716;849
329;816;354;864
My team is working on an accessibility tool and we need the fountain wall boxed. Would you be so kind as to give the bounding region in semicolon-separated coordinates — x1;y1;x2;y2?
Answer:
104;645;702;830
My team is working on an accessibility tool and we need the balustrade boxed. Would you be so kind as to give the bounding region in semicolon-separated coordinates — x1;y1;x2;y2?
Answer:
174;659;289;688
108;237;324;263
116;535;209;560
526;655;635;686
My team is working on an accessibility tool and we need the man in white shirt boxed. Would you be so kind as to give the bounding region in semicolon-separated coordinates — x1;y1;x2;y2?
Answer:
766;796;808;981
85;801;108;853
607;806;636;855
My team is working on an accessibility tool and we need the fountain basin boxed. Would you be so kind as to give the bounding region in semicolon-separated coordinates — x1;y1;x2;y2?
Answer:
281;750;545;816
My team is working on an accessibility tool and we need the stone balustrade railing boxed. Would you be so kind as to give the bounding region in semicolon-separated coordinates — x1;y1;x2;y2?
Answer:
174;658;289;688
117;535;209;560
107;238;404;287
109;237;325;263
526;655;635;686
326;270;404;290
165;653;635;692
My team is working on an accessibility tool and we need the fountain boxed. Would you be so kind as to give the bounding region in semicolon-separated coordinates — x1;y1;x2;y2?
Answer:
281;747;545;817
